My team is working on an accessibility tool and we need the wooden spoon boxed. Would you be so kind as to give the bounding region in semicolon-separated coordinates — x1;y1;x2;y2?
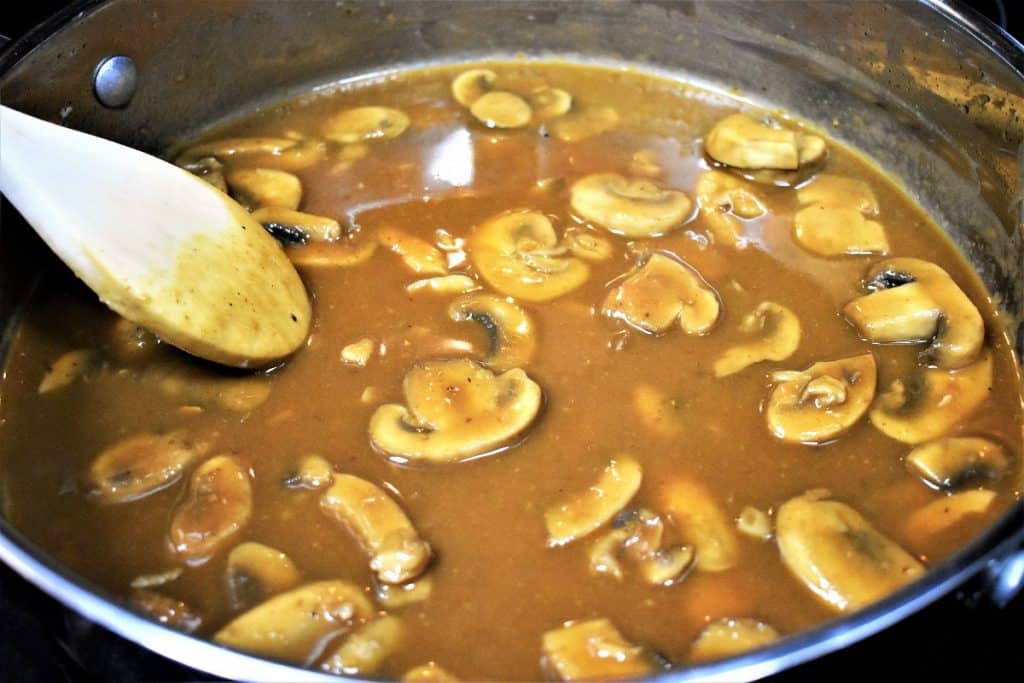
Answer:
0;105;311;368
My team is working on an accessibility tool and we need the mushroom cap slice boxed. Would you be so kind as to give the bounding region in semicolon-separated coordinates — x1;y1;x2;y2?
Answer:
843;257;984;369
602;252;721;335
689;618;780;662
448;293;537;372
214;580;372;663
224;168;302;211
776;490;925;612
469;91;533;129
713;301;801;378
251;207;342;243
793;206;889;257
905;436;1010;490
469;210;589;302
320;474;432;584
705;113;825;170
321;106;410;144
570;173;693;238
549;105;619;143
369;358;543;464
168;455;253;564
377;227;449;276
406;274;480;296
904;489;997;542
529;87;573;120
793;174;888;256
544;455;643;547
796;175;879;214
658;477;740;572
130;589;203;633
694;170;764;248
869;351;993;444
541;618;660;681
225;542;301;611
321;615;404;676
765;353;877;444
562;227;613;261
84;430;210;504
451;68;497;106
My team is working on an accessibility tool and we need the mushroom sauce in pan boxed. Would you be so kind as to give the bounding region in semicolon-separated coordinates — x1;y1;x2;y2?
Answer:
1;62;1022;680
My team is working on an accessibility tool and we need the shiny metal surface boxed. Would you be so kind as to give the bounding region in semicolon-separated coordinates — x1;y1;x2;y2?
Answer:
92;54;138;108
0;1;1022;680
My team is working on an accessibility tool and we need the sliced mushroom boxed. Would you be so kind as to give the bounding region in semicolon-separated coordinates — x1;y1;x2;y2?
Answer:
286;237;378;268
713;302;801;377
869;351;993;444
639;545;696;586
451;68;497;106
341;337;377;367
448;293;537;372
843;258;984;369
562;227;613;261
181;135;324;171
214;580;372;663
904;489;997;541
793;174;888;256
587;528;630;580
793;206;889;257
403;662;459;681
374;575;433;609
736;506;773;541
541;618;660;681
85;430;211;504
529;87;573;120
320;474;432;584
225;542;301;611
765;353;877;444
469;210;589;302
321;106;410;143
225;168;302;211
689;618;780;662
633;384;686;438
545;456;642;547
549;105;619;142
694;170;764;248
406;274;480;296
38;349;98;393
369;359;543;464
470;91;533;129
176;137;298;166
570;173;692;238
130;589;202;633
629;149;662;178
168;455;253;563
155;369;272;413
378;227;449;276
321;615;404;676
906;436;1010;490
284;454;335;491
776;489;925;612
251;207;343;243
658;477;739;572
129;567;183;589
705;113;825;170
179;155;227;192
602;253;721;335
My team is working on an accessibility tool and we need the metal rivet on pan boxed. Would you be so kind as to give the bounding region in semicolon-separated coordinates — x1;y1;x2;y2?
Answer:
92;55;138;109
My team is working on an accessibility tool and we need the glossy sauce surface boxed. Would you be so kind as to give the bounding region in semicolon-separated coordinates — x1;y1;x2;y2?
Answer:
1;62;1021;680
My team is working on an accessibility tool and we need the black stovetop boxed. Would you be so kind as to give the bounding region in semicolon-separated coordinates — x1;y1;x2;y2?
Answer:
2;1;1022;681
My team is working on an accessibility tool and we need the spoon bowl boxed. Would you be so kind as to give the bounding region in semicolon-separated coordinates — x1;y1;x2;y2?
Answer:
0;105;311;368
